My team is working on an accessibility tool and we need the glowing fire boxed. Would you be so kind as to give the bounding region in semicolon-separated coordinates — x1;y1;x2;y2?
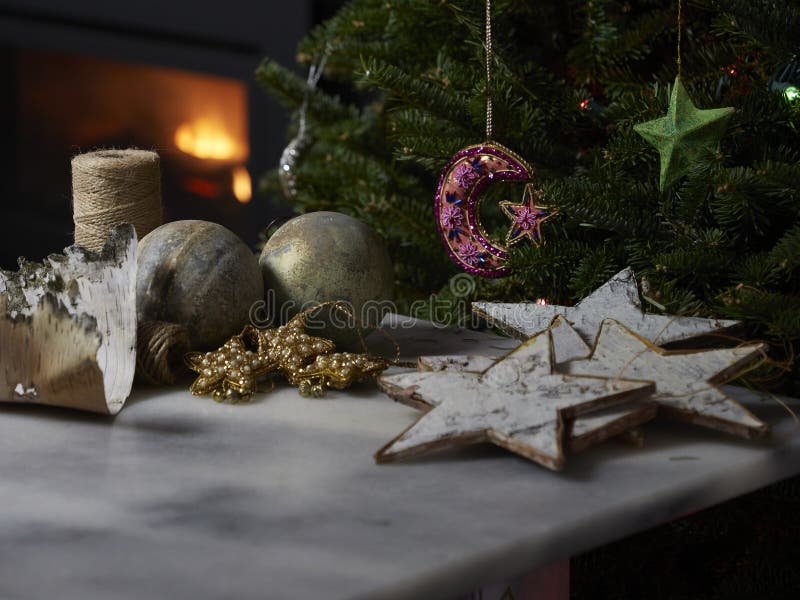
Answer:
232;166;252;203
536;298;548;305
175;119;246;161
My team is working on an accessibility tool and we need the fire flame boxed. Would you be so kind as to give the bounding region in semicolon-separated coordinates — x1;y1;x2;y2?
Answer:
232;166;252;203
175;119;246;161
536;298;548;305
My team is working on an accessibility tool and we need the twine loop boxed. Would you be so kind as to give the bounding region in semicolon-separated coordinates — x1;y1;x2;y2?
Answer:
136;321;191;385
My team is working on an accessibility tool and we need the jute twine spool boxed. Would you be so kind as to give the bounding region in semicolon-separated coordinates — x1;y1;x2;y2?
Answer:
72;149;162;251
135;321;192;385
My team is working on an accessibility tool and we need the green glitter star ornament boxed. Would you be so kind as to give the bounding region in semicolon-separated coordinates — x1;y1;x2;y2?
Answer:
634;76;734;190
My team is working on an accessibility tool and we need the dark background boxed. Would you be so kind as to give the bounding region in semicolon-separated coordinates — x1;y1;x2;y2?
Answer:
0;0;343;269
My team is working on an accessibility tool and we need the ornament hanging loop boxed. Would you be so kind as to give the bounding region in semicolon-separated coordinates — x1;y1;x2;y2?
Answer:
485;0;494;141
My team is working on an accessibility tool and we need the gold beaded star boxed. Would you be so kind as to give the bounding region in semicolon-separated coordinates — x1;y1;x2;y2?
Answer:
185;304;390;402
288;352;393;398
185;327;277;402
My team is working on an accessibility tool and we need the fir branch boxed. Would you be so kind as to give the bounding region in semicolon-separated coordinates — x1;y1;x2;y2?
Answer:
706;0;800;60
255;59;356;124
721;287;800;339
357;58;472;125
770;223;800;281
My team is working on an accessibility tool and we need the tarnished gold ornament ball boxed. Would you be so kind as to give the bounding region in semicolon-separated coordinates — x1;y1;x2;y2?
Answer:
137;220;263;349
259;212;394;348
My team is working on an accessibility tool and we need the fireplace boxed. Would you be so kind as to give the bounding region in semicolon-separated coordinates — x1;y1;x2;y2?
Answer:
0;1;312;268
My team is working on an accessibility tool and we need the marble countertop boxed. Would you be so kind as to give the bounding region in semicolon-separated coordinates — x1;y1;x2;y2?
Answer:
1;315;798;600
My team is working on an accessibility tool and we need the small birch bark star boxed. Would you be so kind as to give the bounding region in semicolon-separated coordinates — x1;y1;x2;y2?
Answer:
560;319;768;439
376;328;654;471
499;184;555;247
472;267;739;347
634;76;734;190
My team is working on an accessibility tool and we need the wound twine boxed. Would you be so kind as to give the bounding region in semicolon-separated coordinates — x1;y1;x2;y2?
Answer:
72;149;163;251
136;321;192;386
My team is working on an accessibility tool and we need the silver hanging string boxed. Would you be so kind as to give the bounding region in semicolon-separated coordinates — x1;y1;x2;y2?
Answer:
278;45;331;199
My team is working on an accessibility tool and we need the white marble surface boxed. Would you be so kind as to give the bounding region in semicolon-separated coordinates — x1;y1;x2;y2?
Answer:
0;315;798;600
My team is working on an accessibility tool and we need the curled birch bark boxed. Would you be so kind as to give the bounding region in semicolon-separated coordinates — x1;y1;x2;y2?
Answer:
0;225;137;414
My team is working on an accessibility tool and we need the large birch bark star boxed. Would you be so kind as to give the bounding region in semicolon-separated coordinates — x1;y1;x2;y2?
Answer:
414;316;658;453
560;319;769;439
472;267;739;347
375;328;655;471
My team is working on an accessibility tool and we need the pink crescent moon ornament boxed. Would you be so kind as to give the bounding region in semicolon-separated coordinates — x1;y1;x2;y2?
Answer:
435;142;538;277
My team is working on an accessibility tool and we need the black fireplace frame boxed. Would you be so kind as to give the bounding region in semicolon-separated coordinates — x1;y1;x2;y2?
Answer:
0;0;310;266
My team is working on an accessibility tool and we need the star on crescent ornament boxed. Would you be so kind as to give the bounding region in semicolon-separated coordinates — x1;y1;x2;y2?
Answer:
472;267;740;347
435;143;533;277
375;328;655;471
560;319;769;439
634;76;734;190
499;184;556;246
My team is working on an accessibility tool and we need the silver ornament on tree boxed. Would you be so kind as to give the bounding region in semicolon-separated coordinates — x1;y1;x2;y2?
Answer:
278;47;330;200
278;131;311;201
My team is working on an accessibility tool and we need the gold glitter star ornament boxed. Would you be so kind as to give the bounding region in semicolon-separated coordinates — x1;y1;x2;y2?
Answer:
186;327;280;401
185;304;390;402
634;76;734;190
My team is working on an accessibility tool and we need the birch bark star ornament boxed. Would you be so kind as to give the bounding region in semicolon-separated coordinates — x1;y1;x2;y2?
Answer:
561;319;769;439
634;76;734;190
473;267;740;346
415;316;659;454
375;328;655;471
